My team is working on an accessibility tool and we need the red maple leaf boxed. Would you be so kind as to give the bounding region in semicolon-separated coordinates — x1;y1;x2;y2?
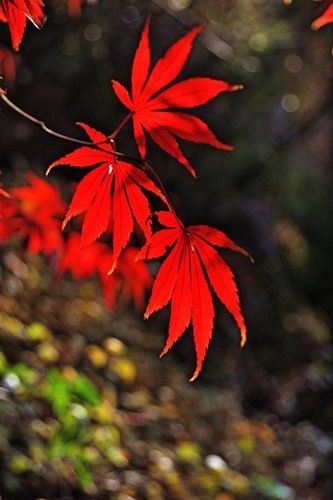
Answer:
137;211;250;381
98;247;152;311
0;173;65;254
58;231;105;279
312;0;333;30
0;0;45;51
11;172;65;220
59;232;152;311
112;19;242;177
58;232;122;309
115;246;152;310
48;123;167;272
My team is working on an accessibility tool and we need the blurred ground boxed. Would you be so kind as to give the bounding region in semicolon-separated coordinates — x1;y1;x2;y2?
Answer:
0;0;333;498
0;255;332;499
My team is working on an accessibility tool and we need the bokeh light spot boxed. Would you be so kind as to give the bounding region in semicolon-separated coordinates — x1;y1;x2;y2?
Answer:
281;94;300;112
285;54;303;73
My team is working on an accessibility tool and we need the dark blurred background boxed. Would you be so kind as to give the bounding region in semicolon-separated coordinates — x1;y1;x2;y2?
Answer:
0;0;332;498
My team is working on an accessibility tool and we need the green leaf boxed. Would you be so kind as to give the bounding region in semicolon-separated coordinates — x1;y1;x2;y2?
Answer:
46;369;71;417
71;375;101;406
251;474;295;500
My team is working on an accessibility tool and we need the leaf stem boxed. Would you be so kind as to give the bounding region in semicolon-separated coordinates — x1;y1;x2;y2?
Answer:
109;113;132;139
142;160;180;221
0;87;180;221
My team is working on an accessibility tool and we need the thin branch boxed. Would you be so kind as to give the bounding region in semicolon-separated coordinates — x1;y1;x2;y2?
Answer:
142;160;179;219
0;88;139;164
0;87;180;219
109;113;132;139
0;88;93;145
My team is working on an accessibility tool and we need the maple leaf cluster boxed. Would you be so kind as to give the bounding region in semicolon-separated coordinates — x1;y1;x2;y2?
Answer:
45;20;248;380
0;173;152;311
0;0;330;380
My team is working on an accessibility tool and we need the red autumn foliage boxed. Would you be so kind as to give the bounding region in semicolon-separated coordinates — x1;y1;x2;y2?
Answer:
312;0;333;30
137;211;249;381
0;173;152;311
0;173;65;254
59;231;105;280
48;122;167;272
112;19;242;177
67;0;82;17
59;233;152;311
0;13;251;379
0;0;45;51
42;19;249;379
0;45;17;82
